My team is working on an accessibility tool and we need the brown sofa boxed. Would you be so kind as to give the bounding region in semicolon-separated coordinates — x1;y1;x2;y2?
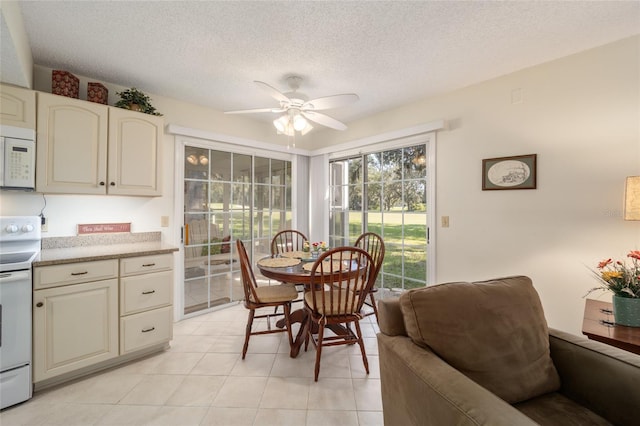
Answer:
377;276;640;426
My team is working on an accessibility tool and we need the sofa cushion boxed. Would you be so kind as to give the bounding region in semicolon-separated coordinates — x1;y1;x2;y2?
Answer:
399;275;560;403
514;392;612;425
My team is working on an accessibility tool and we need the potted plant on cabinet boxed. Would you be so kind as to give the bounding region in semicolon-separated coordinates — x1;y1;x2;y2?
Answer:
114;87;162;116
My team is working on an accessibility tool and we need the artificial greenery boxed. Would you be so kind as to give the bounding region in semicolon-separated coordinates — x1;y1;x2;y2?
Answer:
114;87;162;116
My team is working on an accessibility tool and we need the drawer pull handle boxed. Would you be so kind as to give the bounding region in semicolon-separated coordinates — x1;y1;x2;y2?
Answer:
71;271;88;276
142;263;156;267
141;327;156;333
142;290;156;295
36;302;43;308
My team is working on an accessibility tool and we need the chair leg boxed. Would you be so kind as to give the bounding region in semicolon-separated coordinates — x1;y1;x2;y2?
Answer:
369;292;379;323
314;322;324;382
353;320;369;375
242;309;255;359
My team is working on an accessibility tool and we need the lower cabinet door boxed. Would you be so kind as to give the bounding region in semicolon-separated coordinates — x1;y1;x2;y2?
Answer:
33;279;119;382
120;306;172;354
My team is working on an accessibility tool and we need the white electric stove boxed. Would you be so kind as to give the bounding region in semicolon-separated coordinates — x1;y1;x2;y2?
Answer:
0;216;40;410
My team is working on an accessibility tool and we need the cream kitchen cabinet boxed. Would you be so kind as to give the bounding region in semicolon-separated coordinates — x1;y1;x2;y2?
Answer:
107;107;163;196
36;92;163;196
0;83;36;129
33;260;119;383
32;252;175;387
36;92;108;194
119;254;173;354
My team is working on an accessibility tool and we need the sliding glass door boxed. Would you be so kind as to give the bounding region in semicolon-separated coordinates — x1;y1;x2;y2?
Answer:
183;145;292;316
329;143;428;291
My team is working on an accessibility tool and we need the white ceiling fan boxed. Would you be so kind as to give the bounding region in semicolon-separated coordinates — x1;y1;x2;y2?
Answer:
224;76;359;135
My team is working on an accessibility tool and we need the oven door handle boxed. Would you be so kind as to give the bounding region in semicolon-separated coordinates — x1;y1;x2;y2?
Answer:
0;270;30;283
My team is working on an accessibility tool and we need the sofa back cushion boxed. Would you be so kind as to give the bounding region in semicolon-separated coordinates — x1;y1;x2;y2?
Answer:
399;275;560;403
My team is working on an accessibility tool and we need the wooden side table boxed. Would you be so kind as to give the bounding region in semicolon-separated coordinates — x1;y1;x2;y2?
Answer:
582;299;640;355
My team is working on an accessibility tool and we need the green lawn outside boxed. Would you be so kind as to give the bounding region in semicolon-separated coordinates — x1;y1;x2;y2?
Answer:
340;211;428;290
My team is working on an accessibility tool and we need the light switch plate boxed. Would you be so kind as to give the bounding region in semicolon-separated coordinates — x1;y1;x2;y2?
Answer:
161;216;169;227
441;216;450;228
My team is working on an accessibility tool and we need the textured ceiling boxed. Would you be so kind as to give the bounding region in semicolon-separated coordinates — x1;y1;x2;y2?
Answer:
15;1;640;129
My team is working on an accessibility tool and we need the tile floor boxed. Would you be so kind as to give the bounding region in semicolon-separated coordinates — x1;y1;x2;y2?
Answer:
0;302;383;425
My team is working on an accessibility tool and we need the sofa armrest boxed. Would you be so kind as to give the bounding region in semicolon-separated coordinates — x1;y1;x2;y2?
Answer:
377;333;537;426
378;297;407;336
549;328;640;426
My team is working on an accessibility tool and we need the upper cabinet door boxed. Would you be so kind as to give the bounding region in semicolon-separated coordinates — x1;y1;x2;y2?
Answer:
36;92;108;194
0;84;36;130
107;107;163;196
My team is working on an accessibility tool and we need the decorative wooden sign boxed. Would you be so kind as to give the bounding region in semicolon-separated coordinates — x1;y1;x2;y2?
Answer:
77;223;131;235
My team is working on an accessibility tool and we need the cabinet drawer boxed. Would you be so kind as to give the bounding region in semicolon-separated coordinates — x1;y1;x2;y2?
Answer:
120;306;172;354
120;254;172;276
34;259;118;290
120;270;172;315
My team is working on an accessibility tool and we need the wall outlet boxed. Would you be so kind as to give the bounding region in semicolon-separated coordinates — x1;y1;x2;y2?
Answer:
41;217;48;232
160;216;169;227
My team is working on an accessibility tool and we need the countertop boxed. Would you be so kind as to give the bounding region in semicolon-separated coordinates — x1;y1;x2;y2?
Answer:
34;241;178;267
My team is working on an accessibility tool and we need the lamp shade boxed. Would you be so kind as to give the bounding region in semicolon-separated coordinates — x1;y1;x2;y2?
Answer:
624;176;640;221
273;115;289;133
292;114;307;131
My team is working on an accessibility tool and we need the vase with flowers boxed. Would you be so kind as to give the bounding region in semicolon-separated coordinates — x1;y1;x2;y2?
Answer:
309;241;328;259
586;250;640;327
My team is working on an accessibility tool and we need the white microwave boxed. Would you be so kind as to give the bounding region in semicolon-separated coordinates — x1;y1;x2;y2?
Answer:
0;136;36;191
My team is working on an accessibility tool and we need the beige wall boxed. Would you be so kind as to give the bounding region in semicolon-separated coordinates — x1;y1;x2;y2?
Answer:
0;1;33;87
1;35;637;334
313;35;640;335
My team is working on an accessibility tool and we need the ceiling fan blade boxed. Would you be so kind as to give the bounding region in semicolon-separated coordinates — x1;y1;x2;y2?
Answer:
302;93;359;111
254;81;290;104
224;107;285;114
302;111;348;131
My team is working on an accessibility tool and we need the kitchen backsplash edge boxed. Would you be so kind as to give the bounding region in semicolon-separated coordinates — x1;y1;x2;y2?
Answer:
41;232;162;249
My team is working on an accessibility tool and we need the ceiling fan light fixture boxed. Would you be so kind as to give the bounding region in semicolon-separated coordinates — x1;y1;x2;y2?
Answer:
231;77;357;135
301;122;313;135
292;114;307;131
273;115;289;133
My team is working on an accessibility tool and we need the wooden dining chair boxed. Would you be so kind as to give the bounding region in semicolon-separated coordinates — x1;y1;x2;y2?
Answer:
354;232;385;322
270;229;308;308
271;229;308;255
304;246;375;381
236;239;297;359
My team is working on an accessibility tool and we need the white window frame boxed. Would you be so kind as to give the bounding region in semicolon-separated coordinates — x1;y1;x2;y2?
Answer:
310;124;441;285
169;125;299;320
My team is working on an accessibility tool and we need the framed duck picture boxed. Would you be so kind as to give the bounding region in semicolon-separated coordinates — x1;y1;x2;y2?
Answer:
482;154;537;190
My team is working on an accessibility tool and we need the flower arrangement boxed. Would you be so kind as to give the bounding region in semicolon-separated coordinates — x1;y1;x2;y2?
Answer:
587;251;640;299
303;241;327;253
312;241;328;252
